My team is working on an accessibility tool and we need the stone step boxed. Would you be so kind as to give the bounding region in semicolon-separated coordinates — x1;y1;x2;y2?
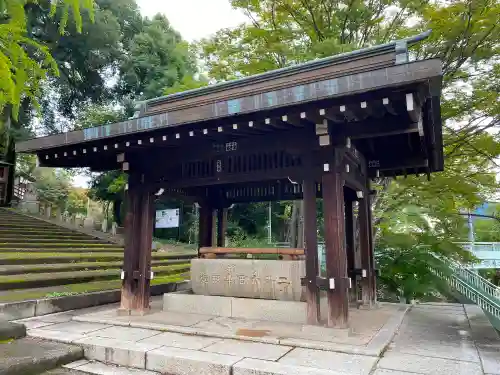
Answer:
60;360;159;375
0;243;120;249
0;252;191;265
0;264;189;290
57;340;348;375
0;238;106;243
0;338;83;375
0;259;181;276
0;321;26;341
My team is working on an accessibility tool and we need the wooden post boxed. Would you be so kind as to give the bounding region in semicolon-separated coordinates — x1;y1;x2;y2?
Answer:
367;192;377;304
322;160;349;328
217;208;228;247
359;194;373;306
134;189;154;313
120;187;140;311
345;199;356;303
303;178;320;325
198;203;214;250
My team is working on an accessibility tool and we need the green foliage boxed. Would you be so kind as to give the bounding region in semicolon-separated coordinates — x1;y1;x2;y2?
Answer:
33;168;71;208
118;14;196;100
0;0;94;119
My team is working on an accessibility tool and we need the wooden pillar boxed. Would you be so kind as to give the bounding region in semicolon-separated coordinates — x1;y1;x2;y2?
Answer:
367;192;377;304
120;182;154;313
359;194;373;306
198;203;214;250
322;162;349;328
217;208;228;247
120;187;140;311
134;190;154;313
345;199;356;303
303;178;320;325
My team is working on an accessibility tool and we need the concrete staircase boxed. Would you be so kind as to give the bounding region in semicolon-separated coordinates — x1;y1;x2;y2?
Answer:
0;209;191;302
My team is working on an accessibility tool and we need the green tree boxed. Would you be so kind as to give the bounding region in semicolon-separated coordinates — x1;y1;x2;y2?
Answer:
118;14;196;100
33;167;71;209
0;0;94;118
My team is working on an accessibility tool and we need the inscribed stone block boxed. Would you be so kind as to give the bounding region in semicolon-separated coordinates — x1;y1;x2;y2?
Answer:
191;259;305;301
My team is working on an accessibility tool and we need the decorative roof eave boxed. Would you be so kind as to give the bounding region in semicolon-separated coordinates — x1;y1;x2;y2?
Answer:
142;30;432;110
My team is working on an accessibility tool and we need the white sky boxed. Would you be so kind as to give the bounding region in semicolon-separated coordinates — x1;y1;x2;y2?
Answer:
73;0;246;188
137;0;247;42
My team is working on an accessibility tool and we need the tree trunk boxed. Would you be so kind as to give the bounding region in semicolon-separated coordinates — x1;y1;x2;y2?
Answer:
289;201;299;247
113;199;123;226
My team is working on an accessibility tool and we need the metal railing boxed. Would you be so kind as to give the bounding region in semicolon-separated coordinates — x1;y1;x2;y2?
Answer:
458;242;500;253
434;257;500;329
449;260;500;301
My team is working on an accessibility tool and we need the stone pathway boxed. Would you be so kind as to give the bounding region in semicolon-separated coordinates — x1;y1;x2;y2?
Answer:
12;301;500;375
374;303;500;375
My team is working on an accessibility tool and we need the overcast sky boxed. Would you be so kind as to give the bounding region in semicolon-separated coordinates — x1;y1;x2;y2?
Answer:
137;0;247;42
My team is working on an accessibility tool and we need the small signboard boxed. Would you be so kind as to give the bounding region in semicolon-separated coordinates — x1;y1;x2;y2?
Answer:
155;209;180;228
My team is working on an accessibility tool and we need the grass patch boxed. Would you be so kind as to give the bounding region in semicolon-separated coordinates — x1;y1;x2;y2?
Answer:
0;274;188;302
45;291;81;298
0;259;180;275
0;243;122;247
0;263;189;289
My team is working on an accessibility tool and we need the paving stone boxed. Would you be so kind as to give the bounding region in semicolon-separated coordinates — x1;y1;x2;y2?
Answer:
231;298;307;323
21;320;58;329
63;359;90;369
38;312;77;323
28;328;86;343
42;322;110;335
74;336;162;369
163;294;231;317
41;368;90;375
131;311;214;327
278;348;377;375
372;370;423;375
377;352;483;375
0;337;83;375
202;338;293;361
139;331;222;350
233;358;351;375
74;361;159;375
88;326;160;341
478;346;500;374
147;346;242;375
390;337;480;362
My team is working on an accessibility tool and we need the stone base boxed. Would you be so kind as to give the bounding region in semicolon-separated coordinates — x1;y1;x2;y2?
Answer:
191;258;305;301
163;293;357;326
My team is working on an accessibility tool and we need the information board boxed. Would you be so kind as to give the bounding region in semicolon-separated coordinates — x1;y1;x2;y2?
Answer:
155;209;180;228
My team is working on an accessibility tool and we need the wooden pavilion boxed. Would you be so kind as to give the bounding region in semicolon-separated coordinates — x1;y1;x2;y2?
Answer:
16;31;443;328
